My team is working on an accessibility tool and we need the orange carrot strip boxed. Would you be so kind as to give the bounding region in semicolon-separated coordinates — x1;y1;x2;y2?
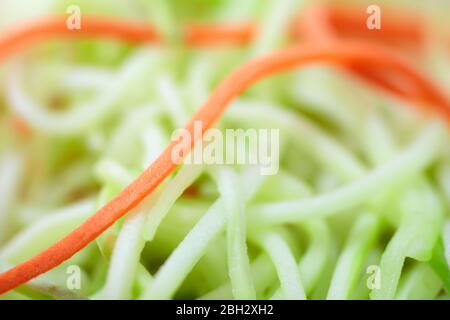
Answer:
0;16;255;60
294;4;425;46
0;41;449;294
184;22;255;46
294;4;431;101
329;5;424;45
0;16;161;63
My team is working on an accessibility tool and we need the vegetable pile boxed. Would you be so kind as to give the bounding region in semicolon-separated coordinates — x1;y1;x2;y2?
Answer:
0;0;449;300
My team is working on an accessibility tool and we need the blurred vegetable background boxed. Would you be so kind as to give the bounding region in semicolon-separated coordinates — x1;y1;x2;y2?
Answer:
0;0;449;300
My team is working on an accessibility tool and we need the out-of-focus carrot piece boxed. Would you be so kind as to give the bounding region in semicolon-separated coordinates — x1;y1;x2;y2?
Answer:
293;4;431;101
184;22;255;46
10;116;32;138
0;16;161;64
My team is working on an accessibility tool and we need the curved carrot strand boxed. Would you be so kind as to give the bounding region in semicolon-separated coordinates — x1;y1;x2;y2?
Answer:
321;5;424;45
292;4;425;45
0;16;161;63
0;40;449;294
295;4;429;100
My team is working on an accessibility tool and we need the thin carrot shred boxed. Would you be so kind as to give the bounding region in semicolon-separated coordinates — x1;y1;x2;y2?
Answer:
0;16;161;64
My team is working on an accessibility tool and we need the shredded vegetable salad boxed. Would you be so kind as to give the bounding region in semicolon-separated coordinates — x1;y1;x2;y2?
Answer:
0;0;449;300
